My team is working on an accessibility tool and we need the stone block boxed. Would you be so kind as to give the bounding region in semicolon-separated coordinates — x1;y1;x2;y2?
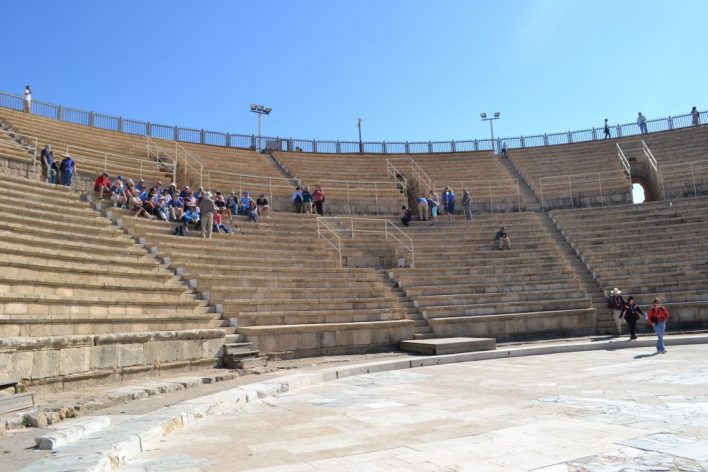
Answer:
59;347;90;376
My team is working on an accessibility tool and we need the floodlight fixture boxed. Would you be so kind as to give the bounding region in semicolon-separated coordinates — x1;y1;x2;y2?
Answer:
249;104;273;150
480;111;502;155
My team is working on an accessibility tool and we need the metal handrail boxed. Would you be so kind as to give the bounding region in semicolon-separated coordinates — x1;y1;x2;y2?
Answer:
642;140;665;199
65;143;174;180
2;89;706;155
616;143;632;176
0;127;39;179
539;170;631;209
320;216;415;268
206;168;298;203
385;160;408;204
316;217;343;267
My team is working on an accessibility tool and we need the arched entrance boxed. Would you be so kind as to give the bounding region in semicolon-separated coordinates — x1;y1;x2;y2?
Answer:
631;175;653;203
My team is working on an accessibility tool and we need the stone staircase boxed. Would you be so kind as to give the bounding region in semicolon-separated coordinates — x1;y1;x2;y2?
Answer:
377;269;434;340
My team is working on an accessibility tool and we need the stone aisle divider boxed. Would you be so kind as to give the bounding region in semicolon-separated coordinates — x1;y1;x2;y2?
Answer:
20;333;708;472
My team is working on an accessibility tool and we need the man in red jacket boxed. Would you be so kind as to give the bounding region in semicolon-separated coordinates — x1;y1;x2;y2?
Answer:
648;298;670;354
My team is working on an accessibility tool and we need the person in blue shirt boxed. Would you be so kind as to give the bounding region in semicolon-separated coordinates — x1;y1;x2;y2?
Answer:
179;205;200;236
416;195;428;221
240;192;254;215
59;153;76;187
40;144;54;183
169;194;184;221
135;178;145;193
444;187;456;221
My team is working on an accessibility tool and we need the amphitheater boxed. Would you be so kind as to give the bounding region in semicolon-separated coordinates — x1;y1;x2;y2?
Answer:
0;92;707;471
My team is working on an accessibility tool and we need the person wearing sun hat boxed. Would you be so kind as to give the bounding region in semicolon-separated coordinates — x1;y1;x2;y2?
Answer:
606;288;626;336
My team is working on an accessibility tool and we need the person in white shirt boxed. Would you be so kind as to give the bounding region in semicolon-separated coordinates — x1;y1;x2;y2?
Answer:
23;85;32;113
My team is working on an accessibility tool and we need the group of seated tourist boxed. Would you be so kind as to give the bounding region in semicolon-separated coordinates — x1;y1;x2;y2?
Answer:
94;173;272;237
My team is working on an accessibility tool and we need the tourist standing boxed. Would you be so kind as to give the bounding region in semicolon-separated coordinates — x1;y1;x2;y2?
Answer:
621;296;644;341
648;298;670;354
461;189;472;221
607;288;626;336
23;85;32;113
199;192;216;239
313;184;325;215
40;144;54;183
637;112;648;134
292;186;303;214
444;187;456;222
603;118;611;140
302;186;314;214
59;153;76;187
427;190;439;226
416;194;428;221
691;106;700;126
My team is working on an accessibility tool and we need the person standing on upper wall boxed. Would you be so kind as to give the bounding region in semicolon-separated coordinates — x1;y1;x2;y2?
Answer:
637;112;648;134
691;106;700;126
23;85;32;113
603;118;611;139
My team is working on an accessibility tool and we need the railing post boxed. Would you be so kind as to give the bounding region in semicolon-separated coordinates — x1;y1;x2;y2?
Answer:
474;139;478;151
251;134;256;149
200;129;205;144
544;134;548;146
598;173;604;207
58;105;64;121
346;181;351;215
288;138;293;151
405;142;410;154
488;181;493;214
336;140;341;153
428;141;433;153
226;133;231;147
313;140;317;152
451;140;456;152
668;116;674;130
89;111;94;127
174;126;179;141
520;136;525;148
617;124;622;138
147;122;152;137
382;141;387;154
592;127;597;140
568;131;572;143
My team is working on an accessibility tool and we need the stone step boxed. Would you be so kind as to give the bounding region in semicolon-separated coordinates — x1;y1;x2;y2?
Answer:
232;307;408;326
399;337;496;355
421;297;592;318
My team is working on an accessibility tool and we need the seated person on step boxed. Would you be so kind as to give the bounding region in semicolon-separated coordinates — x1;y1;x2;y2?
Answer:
180;203;200;235
401;205;412;226
256;194;271;218
214;191;233;223
213;211;233;234
495;226;511;250
110;178;126;208
94;172;111;199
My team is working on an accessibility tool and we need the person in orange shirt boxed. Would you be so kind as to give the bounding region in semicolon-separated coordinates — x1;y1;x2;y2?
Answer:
648;298;670;354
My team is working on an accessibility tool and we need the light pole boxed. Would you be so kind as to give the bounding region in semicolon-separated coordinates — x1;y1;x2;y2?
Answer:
357;118;363;153
480;112;501;154
250;104;272;150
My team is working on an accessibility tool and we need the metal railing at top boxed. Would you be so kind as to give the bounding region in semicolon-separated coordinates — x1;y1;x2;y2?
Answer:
65;143;175;181
539;170;632;209
205;169;298;203
0;127;38;178
319;216;415;268
2;90;707;156
316;217;343;267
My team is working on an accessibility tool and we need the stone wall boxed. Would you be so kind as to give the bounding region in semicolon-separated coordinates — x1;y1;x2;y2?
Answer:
0;329;225;390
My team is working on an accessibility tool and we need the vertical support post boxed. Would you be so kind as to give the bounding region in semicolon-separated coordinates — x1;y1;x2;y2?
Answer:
428;141;433;153
544;134;548;146
174;125;179;141
668;116;674;130
451;140;456;152
382;141;387;154
89;112;94;127
58;105;64;121
488;181;493;214
226;133;231;147
598;174;604;207
569;176;574;208
147;122;152;136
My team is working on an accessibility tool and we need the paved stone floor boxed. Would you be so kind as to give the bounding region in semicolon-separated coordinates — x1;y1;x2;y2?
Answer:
120;344;708;471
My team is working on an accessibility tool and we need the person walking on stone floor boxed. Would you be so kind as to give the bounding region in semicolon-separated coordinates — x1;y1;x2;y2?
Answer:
462;188;472;221
638;112;648;134
607;287;626;336
691;106;700;126
603;118;611;140
620;296;644;341
648;297;670;354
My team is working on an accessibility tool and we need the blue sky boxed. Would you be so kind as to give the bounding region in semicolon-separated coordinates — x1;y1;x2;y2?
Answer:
3;1;706;143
